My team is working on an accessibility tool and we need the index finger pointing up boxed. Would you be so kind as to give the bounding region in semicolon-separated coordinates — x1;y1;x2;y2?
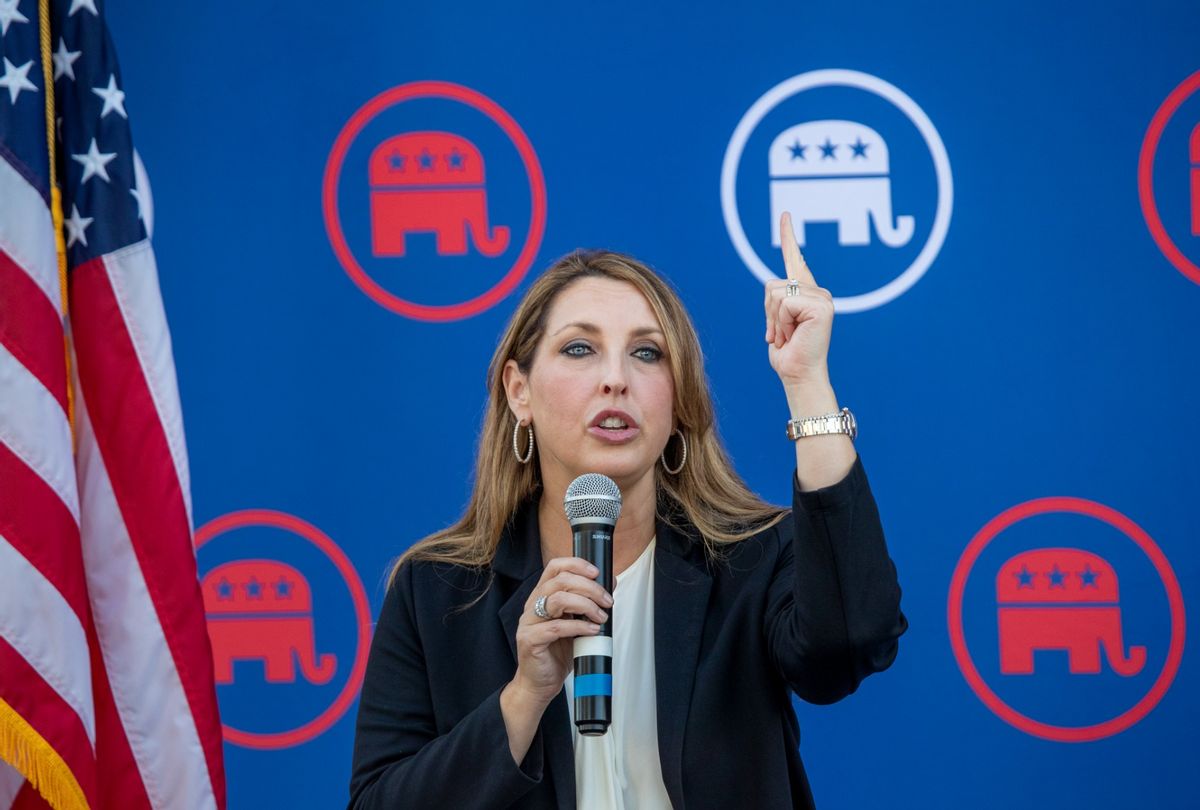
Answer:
780;211;817;286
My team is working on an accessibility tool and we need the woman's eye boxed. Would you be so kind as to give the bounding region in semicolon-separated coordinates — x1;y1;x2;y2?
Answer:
632;346;663;362
562;342;593;357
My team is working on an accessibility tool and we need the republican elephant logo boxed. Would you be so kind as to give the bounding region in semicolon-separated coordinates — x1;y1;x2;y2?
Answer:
368;131;510;258
996;547;1146;677
768;120;914;249
203;559;336;685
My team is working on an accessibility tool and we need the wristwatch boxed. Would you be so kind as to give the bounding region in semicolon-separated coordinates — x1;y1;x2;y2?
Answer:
785;407;857;441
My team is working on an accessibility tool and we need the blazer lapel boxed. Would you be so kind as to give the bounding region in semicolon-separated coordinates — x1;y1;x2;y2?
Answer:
653;520;713;810
495;507;577;809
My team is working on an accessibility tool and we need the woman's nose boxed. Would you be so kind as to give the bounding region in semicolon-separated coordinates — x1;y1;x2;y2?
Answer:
600;357;629;395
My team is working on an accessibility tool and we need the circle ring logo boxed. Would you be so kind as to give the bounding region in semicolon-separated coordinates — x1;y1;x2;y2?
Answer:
947;497;1185;742
1138;68;1200;286
721;69;953;313
195;510;373;749
322;81;547;321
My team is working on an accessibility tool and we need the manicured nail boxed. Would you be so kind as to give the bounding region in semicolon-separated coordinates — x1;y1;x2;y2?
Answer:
603;593;614;606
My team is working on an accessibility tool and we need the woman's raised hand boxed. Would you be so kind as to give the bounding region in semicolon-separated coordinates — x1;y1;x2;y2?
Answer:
764;211;856;490
765;212;834;388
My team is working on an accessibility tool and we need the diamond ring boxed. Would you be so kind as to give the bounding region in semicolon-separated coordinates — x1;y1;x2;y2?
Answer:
533;594;551;619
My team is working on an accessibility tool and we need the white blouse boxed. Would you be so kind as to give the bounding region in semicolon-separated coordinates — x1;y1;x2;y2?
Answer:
564;537;673;809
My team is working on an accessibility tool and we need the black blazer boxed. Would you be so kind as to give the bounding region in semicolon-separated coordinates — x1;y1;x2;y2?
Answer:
348;456;906;809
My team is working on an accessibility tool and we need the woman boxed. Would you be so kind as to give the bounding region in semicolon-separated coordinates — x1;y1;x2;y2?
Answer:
348;213;906;809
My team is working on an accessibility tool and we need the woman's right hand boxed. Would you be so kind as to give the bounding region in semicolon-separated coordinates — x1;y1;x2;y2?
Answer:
511;561;614;705
510;556;613;708
500;557;613;764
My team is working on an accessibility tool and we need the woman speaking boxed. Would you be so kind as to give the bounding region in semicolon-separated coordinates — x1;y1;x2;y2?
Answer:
348;213;907;809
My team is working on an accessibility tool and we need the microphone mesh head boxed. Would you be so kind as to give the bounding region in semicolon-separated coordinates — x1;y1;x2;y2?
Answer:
563;474;622;525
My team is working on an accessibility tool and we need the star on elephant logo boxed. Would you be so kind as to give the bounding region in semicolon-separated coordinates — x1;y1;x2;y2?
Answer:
195;510;372;749
948;498;1185;742
722;70;952;312
323;81;547;321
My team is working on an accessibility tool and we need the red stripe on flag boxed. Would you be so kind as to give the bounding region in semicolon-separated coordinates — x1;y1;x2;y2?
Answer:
0;638;96;807
0;248;69;413
0;442;88;624
70;257;226;806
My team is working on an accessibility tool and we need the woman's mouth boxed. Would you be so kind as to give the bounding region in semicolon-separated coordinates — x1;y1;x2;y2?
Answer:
588;412;640;443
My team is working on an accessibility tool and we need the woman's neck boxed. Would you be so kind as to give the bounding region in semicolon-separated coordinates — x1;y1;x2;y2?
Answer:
536;471;657;576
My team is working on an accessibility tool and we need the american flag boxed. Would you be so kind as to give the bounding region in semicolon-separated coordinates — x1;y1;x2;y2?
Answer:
0;0;225;807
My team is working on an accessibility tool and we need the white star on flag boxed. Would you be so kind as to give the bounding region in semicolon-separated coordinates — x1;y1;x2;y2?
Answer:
63;204;94;247
72;137;117;184
53;37;82;81
0;56;37;104
93;74;128;118
0;0;29;36
68;0;98;16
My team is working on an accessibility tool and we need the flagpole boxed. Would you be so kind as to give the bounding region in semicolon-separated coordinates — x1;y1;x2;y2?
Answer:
38;0;75;443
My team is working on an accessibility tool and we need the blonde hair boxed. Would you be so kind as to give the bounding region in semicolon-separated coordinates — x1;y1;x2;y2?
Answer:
391;249;786;581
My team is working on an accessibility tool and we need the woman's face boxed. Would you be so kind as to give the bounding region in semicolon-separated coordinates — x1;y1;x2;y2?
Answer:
505;277;675;493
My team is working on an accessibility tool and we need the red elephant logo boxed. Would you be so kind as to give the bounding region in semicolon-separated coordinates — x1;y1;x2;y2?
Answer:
368;131;510;258
997;548;1146;676
203;559;336;685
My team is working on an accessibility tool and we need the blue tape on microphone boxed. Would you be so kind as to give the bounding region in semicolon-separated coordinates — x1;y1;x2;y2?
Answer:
574;674;613;698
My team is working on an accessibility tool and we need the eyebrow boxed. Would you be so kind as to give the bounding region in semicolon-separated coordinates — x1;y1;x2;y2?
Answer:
551;321;665;338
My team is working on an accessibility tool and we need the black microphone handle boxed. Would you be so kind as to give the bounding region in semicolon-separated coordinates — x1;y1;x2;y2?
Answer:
572;520;613;736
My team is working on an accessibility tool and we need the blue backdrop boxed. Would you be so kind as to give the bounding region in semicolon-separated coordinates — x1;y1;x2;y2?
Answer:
102;1;1199;807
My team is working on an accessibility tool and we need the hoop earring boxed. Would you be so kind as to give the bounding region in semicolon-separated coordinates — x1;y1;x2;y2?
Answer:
512;420;535;464
661;428;687;475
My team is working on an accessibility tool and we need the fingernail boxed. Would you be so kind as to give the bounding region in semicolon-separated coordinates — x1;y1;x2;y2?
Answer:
589;623;601;632
587;565;599;576
598;611;609;622
603;593;614;606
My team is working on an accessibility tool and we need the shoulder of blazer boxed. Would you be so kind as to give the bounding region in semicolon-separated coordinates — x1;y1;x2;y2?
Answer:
653;501;791;585
392;500;542;618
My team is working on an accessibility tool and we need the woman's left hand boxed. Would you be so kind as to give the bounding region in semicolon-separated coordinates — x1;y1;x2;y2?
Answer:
765;211;834;388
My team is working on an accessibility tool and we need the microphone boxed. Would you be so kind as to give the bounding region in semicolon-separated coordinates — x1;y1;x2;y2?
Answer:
564;473;622;736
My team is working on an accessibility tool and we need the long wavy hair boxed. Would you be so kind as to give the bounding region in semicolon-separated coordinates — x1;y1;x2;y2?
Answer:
391;249;786;580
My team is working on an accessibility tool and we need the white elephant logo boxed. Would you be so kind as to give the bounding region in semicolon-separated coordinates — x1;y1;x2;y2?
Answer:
769;120;914;249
